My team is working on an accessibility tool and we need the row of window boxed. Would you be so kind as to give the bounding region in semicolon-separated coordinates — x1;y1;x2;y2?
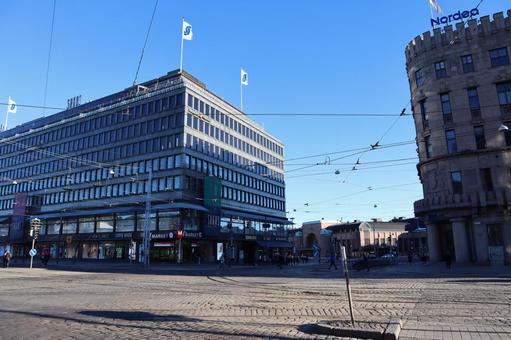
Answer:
424;122;511;158
220;184;285;211
187;94;283;156
0;93;185;157
0;112;184;170
449;168;497;195
184;133;284;182
186;113;284;170
417;82;511;129
415;46;510;86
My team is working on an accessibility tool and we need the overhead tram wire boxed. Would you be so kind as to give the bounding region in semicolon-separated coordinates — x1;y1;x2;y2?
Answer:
42;0;57;116
0;103;64;111
132;0;159;86
285;161;418;179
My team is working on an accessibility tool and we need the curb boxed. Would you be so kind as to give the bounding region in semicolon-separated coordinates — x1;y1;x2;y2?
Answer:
304;319;402;340
383;319;402;340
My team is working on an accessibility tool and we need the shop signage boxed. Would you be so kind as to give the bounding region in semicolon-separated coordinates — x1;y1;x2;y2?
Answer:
245;235;257;240
184;231;202;239
431;8;479;27
151;232;174;239
177;230;184;240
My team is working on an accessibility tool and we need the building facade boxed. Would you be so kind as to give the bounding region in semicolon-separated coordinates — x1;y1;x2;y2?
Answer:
406;10;511;265
0;70;289;264
290;220;336;257
327;220;407;258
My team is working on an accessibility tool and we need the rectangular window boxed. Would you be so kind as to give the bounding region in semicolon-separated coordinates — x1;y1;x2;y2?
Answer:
415;69;424;87
487;224;503;246
434;61;447;78
425;135;432;158
419;99;428;128
441;93;452;123
467;88;481;118
451;171;463;194
480;168;494;192
489;47;510;67
446;129;457;154
461;54;474;73
496;82;511;105
474;125;486;150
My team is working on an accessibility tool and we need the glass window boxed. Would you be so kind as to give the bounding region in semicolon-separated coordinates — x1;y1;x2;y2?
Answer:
487;224;503;246
474;126;486;150
62;220;77;234
461;54;474;73
451;171;463;194
489;47;509;67
425;135;432;158
415;69;424;87
116;214;135;232
158;211;179;230
496;82;511;105
446;129;457;154
441;93;452;122
47;220;61;234
467;88;480;118
97;215;114;233
434;61;447;78
137;213;156;231
419;99;428;127
480;168;494;192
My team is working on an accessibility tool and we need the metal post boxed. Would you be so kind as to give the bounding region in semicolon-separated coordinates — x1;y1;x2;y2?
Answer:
341;246;355;325
29;238;35;269
143;164;152;268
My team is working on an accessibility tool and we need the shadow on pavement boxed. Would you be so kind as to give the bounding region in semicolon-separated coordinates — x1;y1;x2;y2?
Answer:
79;310;200;322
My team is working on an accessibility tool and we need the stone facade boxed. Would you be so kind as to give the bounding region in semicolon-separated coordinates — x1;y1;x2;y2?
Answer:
405;10;511;264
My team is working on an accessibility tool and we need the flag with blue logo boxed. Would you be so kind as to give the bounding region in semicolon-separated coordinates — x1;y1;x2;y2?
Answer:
182;20;193;41
7;97;17;114
240;69;248;86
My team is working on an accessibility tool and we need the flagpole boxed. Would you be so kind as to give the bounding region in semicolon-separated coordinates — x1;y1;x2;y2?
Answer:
180;18;184;73
240;73;243;111
3;97;10;132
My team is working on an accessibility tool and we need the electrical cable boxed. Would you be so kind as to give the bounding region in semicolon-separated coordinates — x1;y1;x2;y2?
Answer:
42;0;57;116
132;0;159;86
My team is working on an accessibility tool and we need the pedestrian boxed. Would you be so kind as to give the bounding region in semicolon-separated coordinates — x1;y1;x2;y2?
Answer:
328;252;338;270
278;253;284;269
4;250;12;268
218;253;225;271
445;252;452;269
363;253;369;272
3;250;8;268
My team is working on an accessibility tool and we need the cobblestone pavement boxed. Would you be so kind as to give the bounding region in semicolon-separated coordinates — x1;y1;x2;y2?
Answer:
0;263;510;339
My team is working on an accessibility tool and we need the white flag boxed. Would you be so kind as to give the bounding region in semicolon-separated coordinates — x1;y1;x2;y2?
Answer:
7;97;17;114
429;0;443;14
241;69;248;86
182;20;193;41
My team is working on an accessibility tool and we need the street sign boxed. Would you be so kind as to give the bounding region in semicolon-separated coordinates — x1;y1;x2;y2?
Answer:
29;248;37;257
177;230;184;240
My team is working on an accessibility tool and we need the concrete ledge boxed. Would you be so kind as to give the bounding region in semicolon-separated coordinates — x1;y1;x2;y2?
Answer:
300;319;402;339
383;319;402;340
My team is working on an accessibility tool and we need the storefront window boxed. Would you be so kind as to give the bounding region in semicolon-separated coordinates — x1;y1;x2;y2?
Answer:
82;242;98;259
97;215;114;233
0;223;8;237
98;242;116;259
159;211;179;230
64;243;78;259
116;214;135;232
47;220;61;234
79;217;95;233
245;220;255;235
62;219;77;234
181;209;199;231
137;213;156;231
231;218;244;234
220;217;231;233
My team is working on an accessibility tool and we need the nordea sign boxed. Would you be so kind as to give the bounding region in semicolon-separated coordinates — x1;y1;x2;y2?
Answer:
431;8;480;27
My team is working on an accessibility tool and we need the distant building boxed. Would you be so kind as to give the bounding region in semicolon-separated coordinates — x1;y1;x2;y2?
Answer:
327;219;407;257
405;10;511;265
291;220;336;257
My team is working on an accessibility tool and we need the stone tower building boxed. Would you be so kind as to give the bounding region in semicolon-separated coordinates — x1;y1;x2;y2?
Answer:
405;10;511;265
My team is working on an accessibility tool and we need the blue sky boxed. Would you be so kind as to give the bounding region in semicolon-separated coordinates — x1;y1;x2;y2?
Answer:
0;0;507;226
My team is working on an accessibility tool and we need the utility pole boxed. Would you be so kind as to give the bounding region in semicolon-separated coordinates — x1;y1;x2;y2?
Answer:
29;218;41;269
142;164;152;268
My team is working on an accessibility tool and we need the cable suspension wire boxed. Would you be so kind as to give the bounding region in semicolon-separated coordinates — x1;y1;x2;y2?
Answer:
0;103;64;110
132;0;159;86
285;156;418;166
286;162;418;179
42;0;57;116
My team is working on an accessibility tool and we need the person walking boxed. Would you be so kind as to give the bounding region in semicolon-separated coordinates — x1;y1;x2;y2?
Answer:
4;250;12;268
2;250;8;268
363;253;370;272
328;252;338;270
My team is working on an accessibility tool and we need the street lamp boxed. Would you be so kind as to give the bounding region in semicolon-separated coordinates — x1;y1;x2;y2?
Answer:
498;123;509;132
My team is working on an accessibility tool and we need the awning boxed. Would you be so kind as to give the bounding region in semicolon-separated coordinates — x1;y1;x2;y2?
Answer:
153;202;209;212
222;209;292;225
257;240;293;248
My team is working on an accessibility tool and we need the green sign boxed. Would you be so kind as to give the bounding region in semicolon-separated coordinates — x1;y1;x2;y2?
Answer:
204;176;221;208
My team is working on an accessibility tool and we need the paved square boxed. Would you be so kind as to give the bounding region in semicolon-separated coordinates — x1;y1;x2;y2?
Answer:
0;263;510;339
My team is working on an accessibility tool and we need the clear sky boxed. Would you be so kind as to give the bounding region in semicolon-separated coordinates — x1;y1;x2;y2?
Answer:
0;0;507;226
